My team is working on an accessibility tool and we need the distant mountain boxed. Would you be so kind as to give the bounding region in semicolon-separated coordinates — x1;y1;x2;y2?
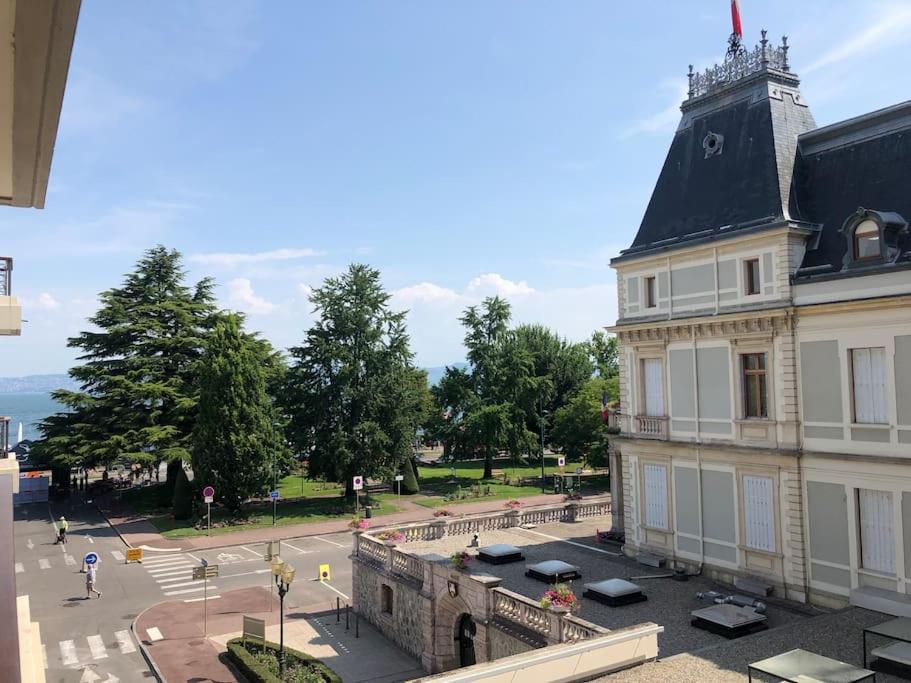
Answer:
0;374;78;394
424;363;467;386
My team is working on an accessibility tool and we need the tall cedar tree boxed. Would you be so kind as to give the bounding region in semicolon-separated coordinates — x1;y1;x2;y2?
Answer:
192;315;286;514
458;297;538;479
282;264;423;496
33;246;216;482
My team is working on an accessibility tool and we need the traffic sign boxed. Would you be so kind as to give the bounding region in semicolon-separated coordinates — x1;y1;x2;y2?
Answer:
126;548;143;563
204;495;214;504
193;564;219;580
557;456;565;468
84;552;98;566
270;490;280;500
203;485;215;498
353;475;364;491
576;467;583;474
319;563;331;581
394;474;404;482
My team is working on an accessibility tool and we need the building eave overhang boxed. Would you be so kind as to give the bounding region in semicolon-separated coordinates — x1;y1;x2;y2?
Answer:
797;98;911;156
610;219;819;267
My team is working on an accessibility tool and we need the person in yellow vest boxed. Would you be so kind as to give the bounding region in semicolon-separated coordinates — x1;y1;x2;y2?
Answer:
56;516;68;544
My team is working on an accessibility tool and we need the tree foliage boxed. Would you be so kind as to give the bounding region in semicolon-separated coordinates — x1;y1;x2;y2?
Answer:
33;246;217;477
551;376;615;467
172;466;193;520
281;264;424;495
192;314;286;514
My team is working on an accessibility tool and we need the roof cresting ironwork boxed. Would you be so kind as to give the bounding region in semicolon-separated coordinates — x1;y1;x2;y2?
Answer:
688;29;791;100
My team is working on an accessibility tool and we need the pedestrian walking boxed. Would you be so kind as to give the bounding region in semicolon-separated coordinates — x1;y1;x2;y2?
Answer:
85;564;102;598
55;516;68;545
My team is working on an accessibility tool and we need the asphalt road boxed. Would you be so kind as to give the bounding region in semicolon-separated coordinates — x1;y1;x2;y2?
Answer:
14;500;355;682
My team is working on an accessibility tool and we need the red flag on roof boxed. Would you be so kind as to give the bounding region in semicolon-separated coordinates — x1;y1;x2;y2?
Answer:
731;0;743;37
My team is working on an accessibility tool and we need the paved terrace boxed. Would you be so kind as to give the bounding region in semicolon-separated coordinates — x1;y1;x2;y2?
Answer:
385;515;908;681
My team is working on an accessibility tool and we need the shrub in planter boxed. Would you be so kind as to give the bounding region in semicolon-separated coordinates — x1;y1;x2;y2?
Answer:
227;637;341;682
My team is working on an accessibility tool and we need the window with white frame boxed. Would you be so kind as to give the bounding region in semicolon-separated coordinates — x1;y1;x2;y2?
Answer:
858;488;895;574
641;358;665;417
742;475;775;552
851;347;888;425
643;464;668;529
645;276;657;308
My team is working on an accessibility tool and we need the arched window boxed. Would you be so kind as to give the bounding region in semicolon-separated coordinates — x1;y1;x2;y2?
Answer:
853;220;881;261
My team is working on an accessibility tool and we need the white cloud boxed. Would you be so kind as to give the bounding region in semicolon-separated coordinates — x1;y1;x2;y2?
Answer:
617;79;688;140
189;248;324;268
393;282;464;305
298;283;313;299
20;292;61;311
227;278;276;315
466;273;535;298
804;4;911;75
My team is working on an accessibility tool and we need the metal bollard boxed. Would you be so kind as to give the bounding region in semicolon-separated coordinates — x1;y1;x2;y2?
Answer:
345;603;350;630
356;610;359;638
337;597;340;623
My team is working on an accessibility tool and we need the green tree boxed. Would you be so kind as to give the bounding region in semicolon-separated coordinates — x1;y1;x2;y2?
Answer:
33;246;217;482
282;264;424;496
192;315;286;514
400;457;419;494
588;330;619;378
551;376;615;467
458;297;537;479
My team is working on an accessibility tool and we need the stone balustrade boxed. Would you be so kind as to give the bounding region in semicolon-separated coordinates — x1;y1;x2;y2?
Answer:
491;588;550;637
391;548;424;582
561;614;610;643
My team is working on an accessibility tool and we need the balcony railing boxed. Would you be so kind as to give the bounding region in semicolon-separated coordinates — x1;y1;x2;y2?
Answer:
0;257;10;296
0;417;8;456
634;415;668;440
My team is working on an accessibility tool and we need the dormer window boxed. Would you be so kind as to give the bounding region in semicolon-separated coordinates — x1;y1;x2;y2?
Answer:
853;220;881;261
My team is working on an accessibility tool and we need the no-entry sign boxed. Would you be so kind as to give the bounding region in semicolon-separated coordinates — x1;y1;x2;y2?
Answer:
203;485;215;504
353;476;364;491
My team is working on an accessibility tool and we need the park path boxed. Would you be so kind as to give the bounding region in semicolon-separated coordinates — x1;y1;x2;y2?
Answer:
103;492;568;552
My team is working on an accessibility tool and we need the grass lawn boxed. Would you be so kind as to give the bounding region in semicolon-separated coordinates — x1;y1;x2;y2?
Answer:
276;473;343;500
149;494;402;538
412;455;609;508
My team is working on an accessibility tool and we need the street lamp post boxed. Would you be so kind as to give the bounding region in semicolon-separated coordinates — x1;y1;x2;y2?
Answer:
539;397;547;493
270;556;296;676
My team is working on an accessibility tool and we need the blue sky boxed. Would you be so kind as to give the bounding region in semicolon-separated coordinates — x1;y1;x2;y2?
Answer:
3;0;911;376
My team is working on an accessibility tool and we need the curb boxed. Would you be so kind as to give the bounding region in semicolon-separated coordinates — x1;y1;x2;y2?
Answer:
95;502;135;550
132;603;167;683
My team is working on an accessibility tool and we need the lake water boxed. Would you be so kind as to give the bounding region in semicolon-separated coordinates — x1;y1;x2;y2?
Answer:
0;392;65;442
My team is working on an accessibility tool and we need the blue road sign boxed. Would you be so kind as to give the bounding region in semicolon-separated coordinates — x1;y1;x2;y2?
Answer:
270;490;280;500
84;552;99;566
201;558;208;567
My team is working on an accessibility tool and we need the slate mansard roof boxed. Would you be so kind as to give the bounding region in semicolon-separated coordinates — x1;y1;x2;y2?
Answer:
612;35;911;282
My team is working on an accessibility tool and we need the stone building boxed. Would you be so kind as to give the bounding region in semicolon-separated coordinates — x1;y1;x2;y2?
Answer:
608;30;911;613
350;499;662;679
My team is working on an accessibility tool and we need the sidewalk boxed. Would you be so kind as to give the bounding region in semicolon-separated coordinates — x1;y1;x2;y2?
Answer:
135;587;424;683
105;492;569;551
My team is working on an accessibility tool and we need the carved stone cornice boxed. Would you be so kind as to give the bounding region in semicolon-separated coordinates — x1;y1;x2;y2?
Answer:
617;310;794;346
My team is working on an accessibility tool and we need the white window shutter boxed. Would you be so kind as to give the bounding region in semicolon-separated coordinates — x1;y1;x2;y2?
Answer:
870;348;888;424
743;476;775;552
859;489;895;574
643;359;664;417
643;464;668;529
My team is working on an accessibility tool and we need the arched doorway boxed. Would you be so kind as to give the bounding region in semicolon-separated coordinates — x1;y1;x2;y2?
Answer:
456;613;476;667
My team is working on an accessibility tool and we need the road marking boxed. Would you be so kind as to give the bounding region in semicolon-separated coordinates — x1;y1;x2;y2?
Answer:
518;528;622;556
146;627;163;642
163;585;217;596
148;568;193;578
147;563;193;573
27;538;34;550
185;552;202;563
65;554;76;566
239;545;262;558
15;562;23;573
39;558;51;570
59;639;78;667
143;558;192;568
184;595;221;603
155;574;194;584
85;535;94;544
156;579;204;588
41;643;47;668
281;541;312;554
139;545;182;553
219;568;270;580
114;630;136;654
87;634;108;660
313;536;346;548
110;550;125;561
142;556;189;565
317;580;350;600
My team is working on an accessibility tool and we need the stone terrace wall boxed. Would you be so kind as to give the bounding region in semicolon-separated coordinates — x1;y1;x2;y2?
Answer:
488;622;540;660
352;559;428;661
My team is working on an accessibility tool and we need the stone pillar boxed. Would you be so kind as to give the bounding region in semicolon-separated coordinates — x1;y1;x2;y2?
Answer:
351;530;363;557
505;509;521;528
610;446;624;533
547;611;563;645
384;542;396;573
430;519;447;540
566;502;579;523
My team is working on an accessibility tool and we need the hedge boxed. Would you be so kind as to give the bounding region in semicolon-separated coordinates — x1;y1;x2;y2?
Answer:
226;637;341;683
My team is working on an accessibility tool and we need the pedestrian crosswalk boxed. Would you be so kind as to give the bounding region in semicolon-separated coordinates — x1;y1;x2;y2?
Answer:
50;629;139;669
141;554;218;597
